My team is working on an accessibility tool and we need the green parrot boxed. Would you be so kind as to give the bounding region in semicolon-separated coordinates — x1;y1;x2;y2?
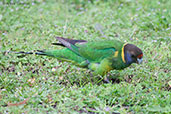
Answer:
18;37;143;82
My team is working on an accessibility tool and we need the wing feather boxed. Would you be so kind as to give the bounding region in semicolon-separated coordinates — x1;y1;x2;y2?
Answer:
55;37;124;62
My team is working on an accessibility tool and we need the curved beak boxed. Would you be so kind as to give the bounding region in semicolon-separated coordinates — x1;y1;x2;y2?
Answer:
137;58;143;64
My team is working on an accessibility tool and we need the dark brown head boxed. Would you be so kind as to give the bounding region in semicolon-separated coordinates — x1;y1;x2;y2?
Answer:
124;44;143;65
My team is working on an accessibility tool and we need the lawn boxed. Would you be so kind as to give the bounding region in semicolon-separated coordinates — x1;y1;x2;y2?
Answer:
0;0;171;113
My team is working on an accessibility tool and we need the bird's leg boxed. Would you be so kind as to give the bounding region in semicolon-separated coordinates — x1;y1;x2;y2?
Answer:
88;58;113;83
103;76;110;83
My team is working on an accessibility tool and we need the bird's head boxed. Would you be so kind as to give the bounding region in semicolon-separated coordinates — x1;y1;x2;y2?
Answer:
123;44;143;65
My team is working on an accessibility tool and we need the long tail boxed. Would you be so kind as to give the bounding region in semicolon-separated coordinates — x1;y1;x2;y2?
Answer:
3;50;47;55
3;37;86;57
4;49;86;65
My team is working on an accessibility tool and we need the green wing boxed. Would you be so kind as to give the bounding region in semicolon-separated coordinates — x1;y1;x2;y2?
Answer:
57;37;123;62
77;41;124;62
78;46;116;62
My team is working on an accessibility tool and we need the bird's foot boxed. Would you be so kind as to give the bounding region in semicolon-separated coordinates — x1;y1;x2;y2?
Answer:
103;77;110;83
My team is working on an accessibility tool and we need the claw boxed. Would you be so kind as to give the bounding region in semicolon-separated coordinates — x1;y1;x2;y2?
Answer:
103;77;110;83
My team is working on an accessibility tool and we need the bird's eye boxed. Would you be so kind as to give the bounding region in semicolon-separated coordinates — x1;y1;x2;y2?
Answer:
131;55;135;58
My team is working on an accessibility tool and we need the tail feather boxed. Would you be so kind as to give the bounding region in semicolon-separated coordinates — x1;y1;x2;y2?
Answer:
35;50;47;55
3;37;88;64
16;51;34;54
5;49;87;66
3;51;34;55
56;37;87;45
52;43;65;47
56;37;80;56
5;50;47;55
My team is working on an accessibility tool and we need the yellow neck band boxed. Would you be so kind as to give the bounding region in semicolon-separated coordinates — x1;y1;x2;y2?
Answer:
121;43;128;63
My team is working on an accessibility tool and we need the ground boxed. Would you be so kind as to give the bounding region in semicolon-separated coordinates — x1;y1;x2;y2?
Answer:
0;0;171;113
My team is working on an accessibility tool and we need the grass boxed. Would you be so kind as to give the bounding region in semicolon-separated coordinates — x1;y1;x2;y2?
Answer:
0;0;171;113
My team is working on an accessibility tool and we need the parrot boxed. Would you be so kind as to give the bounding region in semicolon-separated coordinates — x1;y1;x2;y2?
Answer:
16;37;143;82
